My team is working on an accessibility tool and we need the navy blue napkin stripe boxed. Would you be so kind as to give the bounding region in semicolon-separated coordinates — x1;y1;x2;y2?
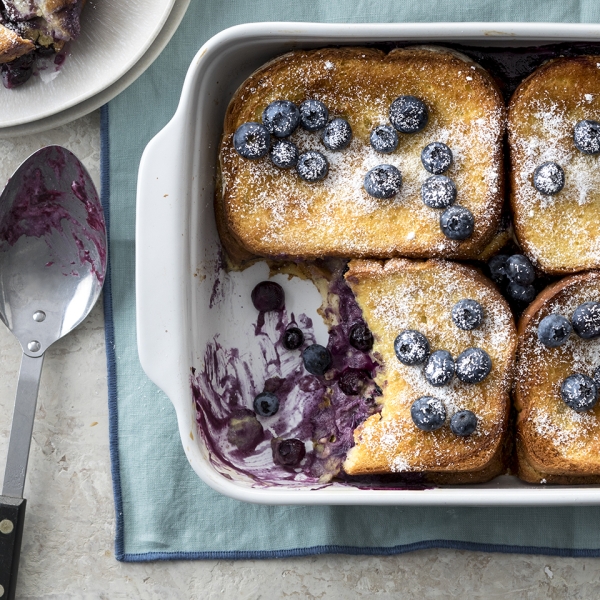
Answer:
101;101;600;562
101;104;126;562
113;541;600;562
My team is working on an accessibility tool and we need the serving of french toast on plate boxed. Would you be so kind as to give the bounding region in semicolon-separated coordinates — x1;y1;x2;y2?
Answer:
0;0;86;88
213;45;600;485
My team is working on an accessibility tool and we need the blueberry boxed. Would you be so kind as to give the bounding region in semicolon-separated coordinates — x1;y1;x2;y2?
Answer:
450;410;478;436
421;175;457;209
269;139;298;169
253;391;280;417
363;164;403;199
424;350;455;387
488;254;509;285
537;314;572;347
262;100;300;138
272;438;306;467
455;348;492;384
251;281;284;312
533;162;565;195
421;142;453;175
440;205;474;240
226;409;264;451
507;282;536;304
451;299;484;330
338;370;367;396
349;323;374;352
410;396;446;431
296;151;329;182
572;302;600;339
506;254;535;285
574;119;600;154
321;118;353;151
282;327;304;350
0;53;34;89
394;330;430;365
389;95;429;133
561;373;599;412
370;125;399;154
299;99;329;131
302;344;332;376
233;122;270;159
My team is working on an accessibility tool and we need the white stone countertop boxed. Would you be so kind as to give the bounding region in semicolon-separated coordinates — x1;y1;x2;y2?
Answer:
1;111;599;599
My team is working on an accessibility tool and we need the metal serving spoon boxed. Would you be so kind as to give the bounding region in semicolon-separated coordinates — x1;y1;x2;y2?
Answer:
0;146;106;599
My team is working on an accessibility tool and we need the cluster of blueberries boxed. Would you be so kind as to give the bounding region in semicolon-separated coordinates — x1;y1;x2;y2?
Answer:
233;98;348;182
248;280;376;467
367;96;474;241
233;95;474;241
532;119;600;195
395;298;491;436
488;253;537;305
536;300;600;413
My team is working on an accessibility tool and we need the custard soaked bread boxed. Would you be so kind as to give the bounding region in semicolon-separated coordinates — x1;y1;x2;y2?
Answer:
509;56;600;274
341;259;517;482
217;46;505;262
515;271;600;484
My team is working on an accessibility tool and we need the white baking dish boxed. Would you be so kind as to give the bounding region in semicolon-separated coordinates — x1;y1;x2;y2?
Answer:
137;22;600;505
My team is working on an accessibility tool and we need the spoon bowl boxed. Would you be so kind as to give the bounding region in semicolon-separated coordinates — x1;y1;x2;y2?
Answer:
0;145;106;356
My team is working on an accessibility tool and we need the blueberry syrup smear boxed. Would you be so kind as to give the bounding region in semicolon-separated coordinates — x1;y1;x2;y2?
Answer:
188;263;428;489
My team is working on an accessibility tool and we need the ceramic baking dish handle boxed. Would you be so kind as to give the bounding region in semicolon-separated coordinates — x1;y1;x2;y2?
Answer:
136;115;190;400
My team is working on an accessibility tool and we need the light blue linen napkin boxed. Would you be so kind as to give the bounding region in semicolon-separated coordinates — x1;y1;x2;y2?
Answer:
105;0;600;561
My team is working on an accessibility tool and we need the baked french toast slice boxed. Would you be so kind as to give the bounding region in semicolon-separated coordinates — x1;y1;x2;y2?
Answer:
341;259;516;482
515;271;600;483
216;46;505;262
509;56;600;274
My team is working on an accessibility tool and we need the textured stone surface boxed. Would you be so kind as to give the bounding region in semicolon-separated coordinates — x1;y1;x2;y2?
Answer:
1;111;600;598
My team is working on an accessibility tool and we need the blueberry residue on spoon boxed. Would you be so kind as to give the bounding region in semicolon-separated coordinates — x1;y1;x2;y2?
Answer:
0;146;106;283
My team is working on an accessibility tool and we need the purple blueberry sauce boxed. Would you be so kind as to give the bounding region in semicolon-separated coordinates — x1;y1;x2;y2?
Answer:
191;264;386;487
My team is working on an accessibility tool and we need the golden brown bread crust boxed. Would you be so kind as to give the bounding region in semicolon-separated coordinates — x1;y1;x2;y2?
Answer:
341;258;516;480
515;271;600;483
0;23;34;64
217;46;505;262
516;437;600;484
509;56;600;275
425;427;510;484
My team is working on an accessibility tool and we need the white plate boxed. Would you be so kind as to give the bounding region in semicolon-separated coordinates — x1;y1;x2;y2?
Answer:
0;0;191;138
0;0;177;129
137;22;600;506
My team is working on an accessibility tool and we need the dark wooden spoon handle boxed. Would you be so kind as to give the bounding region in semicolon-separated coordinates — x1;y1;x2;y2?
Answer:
0;496;26;600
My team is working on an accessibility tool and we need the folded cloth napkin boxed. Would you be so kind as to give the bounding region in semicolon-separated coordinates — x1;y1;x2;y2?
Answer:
105;0;600;561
